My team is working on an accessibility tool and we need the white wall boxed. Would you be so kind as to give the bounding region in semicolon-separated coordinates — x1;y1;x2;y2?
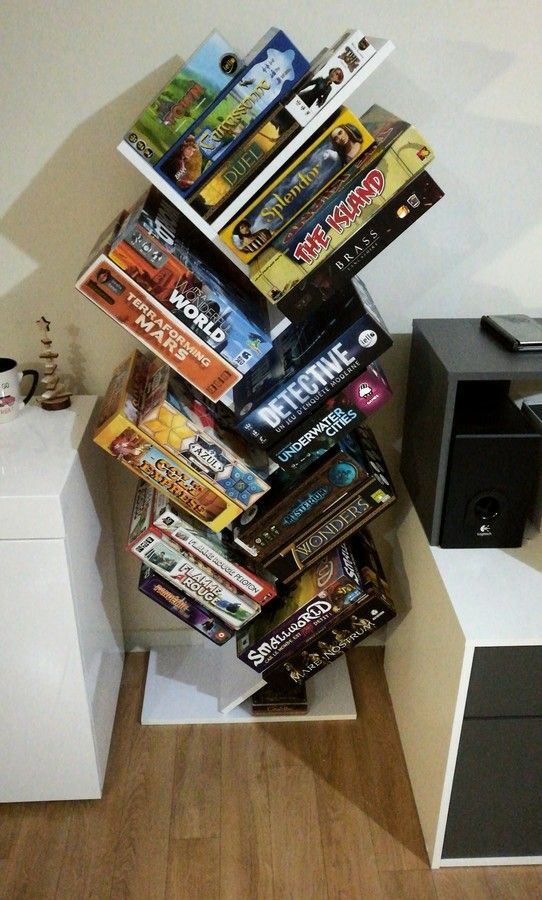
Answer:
2;1;541;643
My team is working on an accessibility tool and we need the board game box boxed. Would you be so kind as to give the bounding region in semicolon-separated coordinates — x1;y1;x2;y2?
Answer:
236;539;366;672
233;428;376;560
263;530;395;682
123;31;242;165
269;361;391;473
107;187;274;376
249;104;435;305
76;239;241;403
95;352;242;531
129;482;277;607
233;279;392;447
285;30;376;125
219;107;375;263
276;170;445;321
250;678;308;715
156;29;310;197
138;357;272;509
256;426;397;582
130;529;260;630
138;565;234;645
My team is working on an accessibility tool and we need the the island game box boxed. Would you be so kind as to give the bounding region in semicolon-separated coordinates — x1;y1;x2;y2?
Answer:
269;361;391;473
156;30;310;197
123;31;242;165
130;481;277;607
278;171;444;321
108;187;274;376
220;107;375;263
236;539;366;673
249;105;435;307
139;357;272;509
95;352;242;531
232;280;392;447
138;565;234;645
285;30;376;125
129;529;260;631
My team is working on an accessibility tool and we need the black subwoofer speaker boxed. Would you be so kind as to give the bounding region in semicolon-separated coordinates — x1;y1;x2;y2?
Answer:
440;395;542;548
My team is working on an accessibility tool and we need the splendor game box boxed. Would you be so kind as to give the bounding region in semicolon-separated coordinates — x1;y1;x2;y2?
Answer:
139;357;272;510
285;30;376;125
269;361;391;473
249;425;397;583
156;29;310;196
138;565;235;645
236;539;366;673
130;481;276;607
249;104;435;307
129;528;261;631
107;187;274;376
219;107;375;263
232;279;392;447
123;31;242;165
95;352;242;531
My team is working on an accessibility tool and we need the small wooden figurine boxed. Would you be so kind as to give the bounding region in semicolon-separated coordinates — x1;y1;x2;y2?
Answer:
36;316;72;410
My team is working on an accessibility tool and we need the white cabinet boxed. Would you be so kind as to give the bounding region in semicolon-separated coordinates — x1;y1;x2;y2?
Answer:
0;397;124;801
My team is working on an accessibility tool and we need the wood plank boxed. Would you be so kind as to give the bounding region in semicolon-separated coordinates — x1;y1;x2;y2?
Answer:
165;837;220;900
349;648;429;871
267;764;327;900
433;867;495;899
309;721;382;898
0;804;26;860
219;725;274;900
55;652;145;899
379;870;437;899
0;802;74;900
486;866;542;899
168;724;222;840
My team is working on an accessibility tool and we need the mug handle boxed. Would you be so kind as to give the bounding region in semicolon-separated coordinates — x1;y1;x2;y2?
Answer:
20;369;39;405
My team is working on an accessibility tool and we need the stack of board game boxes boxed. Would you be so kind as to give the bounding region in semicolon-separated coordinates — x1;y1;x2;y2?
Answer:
77;25;443;716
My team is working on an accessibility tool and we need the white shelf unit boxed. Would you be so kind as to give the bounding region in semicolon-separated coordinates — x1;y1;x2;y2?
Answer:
117;37;395;275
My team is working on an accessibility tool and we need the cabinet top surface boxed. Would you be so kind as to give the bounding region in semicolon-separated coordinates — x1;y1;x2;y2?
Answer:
413;318;542;379
0;396;97;501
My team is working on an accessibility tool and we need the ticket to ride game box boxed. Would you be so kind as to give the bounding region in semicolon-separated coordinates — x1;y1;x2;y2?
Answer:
107;187;274;376
76;216;241;403
95;351;242;531
130;482;277;608
249;104;435;307
156;29;310;197
129;529;260;630
219;107;375;263
138;565;234;645
242;425;397;583
138;357;272;510
123;31;242;165
236;539;365;673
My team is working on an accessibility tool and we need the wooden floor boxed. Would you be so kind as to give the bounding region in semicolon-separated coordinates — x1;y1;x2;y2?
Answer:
1;649;541;900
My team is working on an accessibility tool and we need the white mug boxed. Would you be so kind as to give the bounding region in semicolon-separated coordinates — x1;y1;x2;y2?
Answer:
0;358;39;423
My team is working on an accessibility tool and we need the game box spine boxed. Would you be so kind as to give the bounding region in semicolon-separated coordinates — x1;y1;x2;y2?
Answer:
219;106;375;263
272;170;445;322
156;30;310;197
138;565;234;645
123;31;242;165
76;254;241;402
268;362;391;473
234;308;392;447
129;530;260;630
236;540;366;672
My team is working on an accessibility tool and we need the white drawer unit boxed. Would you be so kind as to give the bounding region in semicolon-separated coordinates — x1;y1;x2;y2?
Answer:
0;397;124;801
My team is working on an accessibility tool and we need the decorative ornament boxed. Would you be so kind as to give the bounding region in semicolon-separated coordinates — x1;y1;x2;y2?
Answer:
36;316;72;410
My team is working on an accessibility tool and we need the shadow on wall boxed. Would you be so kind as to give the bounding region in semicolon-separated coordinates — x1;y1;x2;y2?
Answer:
0;59;179;394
